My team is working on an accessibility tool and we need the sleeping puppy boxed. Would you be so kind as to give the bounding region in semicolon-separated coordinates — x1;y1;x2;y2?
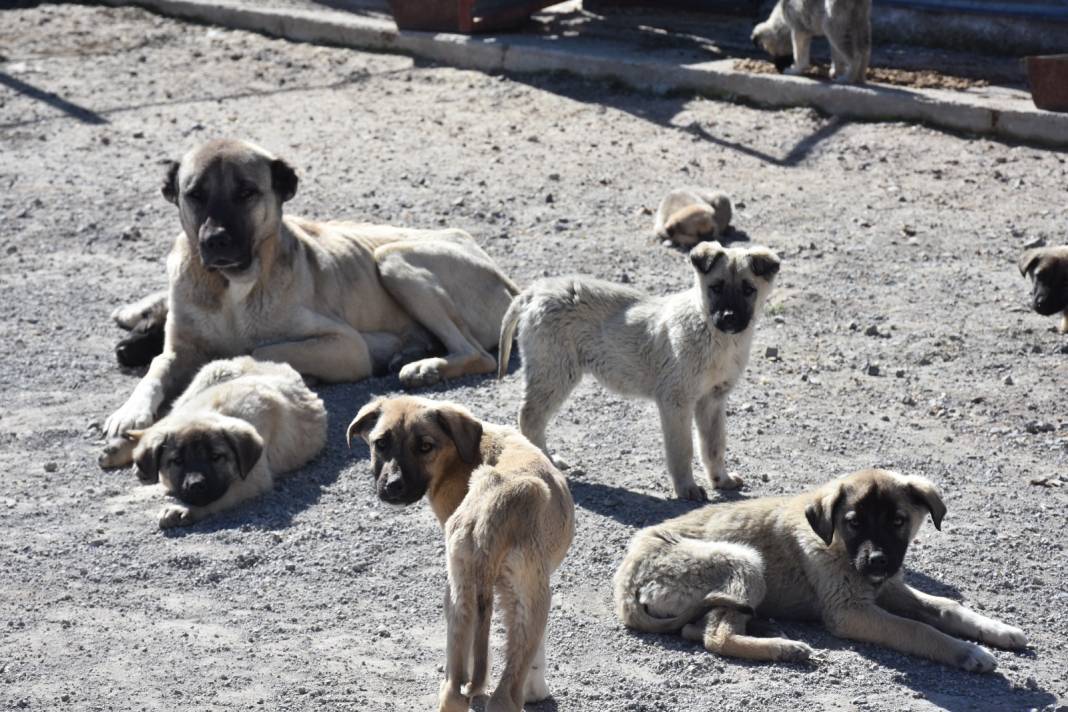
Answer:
112;290;167;368
347;396;574;712
99;356;327;528
499;241;780;500
1018;245;1068;333
614;469;1027;671
654;188;733;249
752;0;871;84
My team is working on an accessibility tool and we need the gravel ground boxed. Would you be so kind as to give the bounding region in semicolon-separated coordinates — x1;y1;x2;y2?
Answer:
1;5;1066;711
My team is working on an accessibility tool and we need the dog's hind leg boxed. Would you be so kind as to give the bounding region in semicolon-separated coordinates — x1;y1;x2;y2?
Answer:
112;290;168;330
684;608;813;663
488;568;550;712
439;581;478;712
517;350;580;457
784;31;812;74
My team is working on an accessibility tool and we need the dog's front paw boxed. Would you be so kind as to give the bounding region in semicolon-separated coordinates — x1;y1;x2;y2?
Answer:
99;437;135;470
522;669;550;703
957;643;997;673
460;681;486;698
105;403;153;439
158;504;194;529
712;471;744;490
437;679;469;712
980;623;1027;650
399;358;445;389
777;640;814;663
675;482;709;501
784;65;807;76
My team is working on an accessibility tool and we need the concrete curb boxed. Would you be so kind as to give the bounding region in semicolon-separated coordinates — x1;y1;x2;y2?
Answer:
100;0;1068;148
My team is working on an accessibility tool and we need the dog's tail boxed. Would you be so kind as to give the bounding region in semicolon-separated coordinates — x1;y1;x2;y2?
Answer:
496;291;525;380
620;590;754;634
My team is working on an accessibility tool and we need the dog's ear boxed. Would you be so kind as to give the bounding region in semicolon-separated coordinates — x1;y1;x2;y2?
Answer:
133;432;165;484
225;426;264;480
161;160;181;205
1017;249;1043;277
805;480;844;546
435;405;483;466
749;248;781;279
347;398;384;447
690;241;726;274
906;476;946;531
270;158;299;203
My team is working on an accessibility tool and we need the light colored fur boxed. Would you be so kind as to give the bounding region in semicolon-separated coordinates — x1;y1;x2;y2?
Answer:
654;188;732;248
752;0;872;84
614;469;1027;670
498;241;779;500
99;356;327;528
111;290;167;330
348;397;574;712
104;138;518;439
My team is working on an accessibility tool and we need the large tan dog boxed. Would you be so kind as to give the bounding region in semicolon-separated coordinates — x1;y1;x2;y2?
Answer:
99;357;327;528
347;396;574;712
1018;245;1068;333
104;138;517;439
614;469;1027;671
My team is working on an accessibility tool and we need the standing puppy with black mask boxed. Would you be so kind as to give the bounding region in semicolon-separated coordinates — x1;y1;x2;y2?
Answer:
498;241;780;500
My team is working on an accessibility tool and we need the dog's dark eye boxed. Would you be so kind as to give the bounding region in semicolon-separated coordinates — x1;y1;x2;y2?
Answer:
742;282;757;297
171;456;184;467
237;186;259;201
845;515;860;529
373;435;390;451
417;441;434;454
212;453;227;463
709;282;724;295
892;515;906;527
185;188;206;203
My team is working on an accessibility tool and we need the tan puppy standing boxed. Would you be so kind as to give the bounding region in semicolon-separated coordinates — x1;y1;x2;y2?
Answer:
654;188;733;248
499;241;780;500
614;469;1027;671
1018;245;1068;333
104;138;517;441
99;356;327;528
347;396;574;712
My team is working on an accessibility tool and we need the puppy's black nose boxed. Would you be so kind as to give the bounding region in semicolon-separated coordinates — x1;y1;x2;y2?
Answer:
382;475;405;500
868;551;887;571
185;472;209;497
201;229;232;253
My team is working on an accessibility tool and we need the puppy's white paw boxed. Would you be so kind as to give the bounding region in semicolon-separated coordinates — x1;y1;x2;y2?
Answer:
957;644;997;673
523;670;550;703
158;504;194;529
105;403;153;439
784;65;808;76
98;437;135;470
712;471;743;490
398;358;445;389
980;623;1027;650
676;482;709;501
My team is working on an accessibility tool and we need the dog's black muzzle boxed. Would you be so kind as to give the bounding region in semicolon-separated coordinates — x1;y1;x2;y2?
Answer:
712;309;750;334
199;228;252;273
176;469;228;506
773;55;794;73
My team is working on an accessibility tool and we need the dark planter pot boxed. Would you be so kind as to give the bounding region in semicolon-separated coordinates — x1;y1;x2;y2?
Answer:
1026;54;1068;113
390;0;559;32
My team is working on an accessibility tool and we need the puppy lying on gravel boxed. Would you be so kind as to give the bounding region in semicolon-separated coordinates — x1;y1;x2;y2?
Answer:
348;396;574;712
1018;245;1068;333
615;469;1027;671
498;241;780;500
654;188;733;248
99;356;327;528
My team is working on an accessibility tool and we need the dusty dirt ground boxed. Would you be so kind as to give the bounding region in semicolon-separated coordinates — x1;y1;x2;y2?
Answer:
1;4;1066;711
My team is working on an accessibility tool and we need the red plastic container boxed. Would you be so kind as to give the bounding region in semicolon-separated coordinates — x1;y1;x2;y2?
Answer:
1026;54;1068;113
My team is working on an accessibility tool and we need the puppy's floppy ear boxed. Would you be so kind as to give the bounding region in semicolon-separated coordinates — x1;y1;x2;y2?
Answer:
225;426;264;480
805;480;844;546
690;241;726;274
270;158;299;203
906;476;946;531
435;405;483;466
133;432;165;484
161;160;181;205
749;248;781;279
1017;249;1043;277
347;398;384;448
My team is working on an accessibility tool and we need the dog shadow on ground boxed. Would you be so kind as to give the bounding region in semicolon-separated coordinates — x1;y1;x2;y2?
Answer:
568;477;748;528
469;697;559;712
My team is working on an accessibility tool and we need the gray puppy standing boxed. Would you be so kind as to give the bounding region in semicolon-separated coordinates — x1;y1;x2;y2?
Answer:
752;0;871;84
498;242;780;500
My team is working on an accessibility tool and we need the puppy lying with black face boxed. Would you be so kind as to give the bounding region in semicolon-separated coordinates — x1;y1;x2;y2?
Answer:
614;469;1027;671
112;290;167;368
498;241;780;500
654;188;733;249
99;356;327;528
1019;245;1068;333
348;396;574;712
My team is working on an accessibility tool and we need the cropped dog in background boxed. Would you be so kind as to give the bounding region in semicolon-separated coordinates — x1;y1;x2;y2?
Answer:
752;0;872;84
99;356;327;528
348;396;574;712
615;469;1027;671
654;188;733;249
112;290;167;368
499;241;780;500
1018;245;1068;333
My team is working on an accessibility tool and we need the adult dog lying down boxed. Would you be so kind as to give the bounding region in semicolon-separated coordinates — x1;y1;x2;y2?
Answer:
104;138;517;439
614;469;1027;671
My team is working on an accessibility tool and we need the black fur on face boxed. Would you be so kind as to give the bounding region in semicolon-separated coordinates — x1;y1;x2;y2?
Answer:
367;427;432;505
772;55;794;72
1030;264;1068;316
706;278;756;334
810;484;912;583
137;428;261;506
